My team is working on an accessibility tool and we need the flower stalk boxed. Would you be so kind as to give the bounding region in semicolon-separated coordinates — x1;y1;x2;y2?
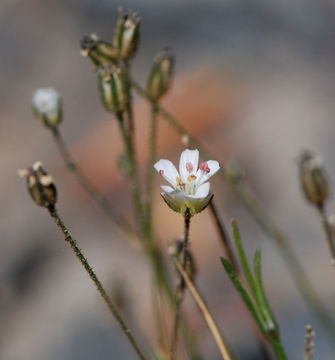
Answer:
170;208;191;360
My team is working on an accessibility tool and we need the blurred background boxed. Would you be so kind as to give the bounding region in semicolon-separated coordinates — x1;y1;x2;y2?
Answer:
2;0;335;359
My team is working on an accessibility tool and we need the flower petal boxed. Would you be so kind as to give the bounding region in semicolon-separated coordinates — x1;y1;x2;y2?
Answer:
187;182;210;199
179;149;199;183
161;185;175;193
154;159;179;187
196;160;220;185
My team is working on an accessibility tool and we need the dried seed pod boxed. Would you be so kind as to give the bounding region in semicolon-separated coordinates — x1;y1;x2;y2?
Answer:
147;49;174;101
80;34;118;66
113;8;140;60
19;161;57;209
98;65;128;114
32;87;62;128
299;151;329;209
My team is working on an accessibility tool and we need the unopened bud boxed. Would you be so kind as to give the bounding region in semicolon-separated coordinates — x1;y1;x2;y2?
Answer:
299;151;329;208
98;65;128;114
80;34;118;66
19;161;57;209
113;8;140;60
32;87;62;128
147;49;174;101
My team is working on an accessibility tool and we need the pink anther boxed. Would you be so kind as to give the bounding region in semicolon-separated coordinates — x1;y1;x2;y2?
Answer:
199;161;210;173
186;162;193;172
159;170;164;176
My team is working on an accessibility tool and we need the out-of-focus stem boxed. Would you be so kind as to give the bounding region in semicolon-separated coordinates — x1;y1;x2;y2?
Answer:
131;80;335;348
317;205;335;266
48;207;148;360
50;127;138;242
209;201;239;273
146;102;158;221
116;112;144;227
304;325;314;360
175;259;232;360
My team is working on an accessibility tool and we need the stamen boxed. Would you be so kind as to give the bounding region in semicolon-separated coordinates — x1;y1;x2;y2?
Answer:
159;170;164;176
187;174;197;182
199;161;210;173
186;162;193;172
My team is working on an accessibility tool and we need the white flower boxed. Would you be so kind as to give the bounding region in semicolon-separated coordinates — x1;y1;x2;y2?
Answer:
154;149;220;215
32;87;62;127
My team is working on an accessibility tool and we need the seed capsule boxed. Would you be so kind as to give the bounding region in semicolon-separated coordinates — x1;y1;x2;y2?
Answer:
113;8;140;60
147;49;174;101
80;34;118;66
299;151;330;208
98;65;128;114
19;162;57;209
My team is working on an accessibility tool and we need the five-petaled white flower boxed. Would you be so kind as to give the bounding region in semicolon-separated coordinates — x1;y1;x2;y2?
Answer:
154;149;220;215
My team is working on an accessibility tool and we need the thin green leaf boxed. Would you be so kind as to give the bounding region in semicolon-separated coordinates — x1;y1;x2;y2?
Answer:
231;219;259;303
221;257;266;336
254;247;279;337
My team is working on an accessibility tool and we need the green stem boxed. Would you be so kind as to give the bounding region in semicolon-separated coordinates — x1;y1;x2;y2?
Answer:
116;112;144;227
170;208;191;359
209;201;239;273
146;102;158;224
48;207;148;360
50;127;136;240
130;79;335;349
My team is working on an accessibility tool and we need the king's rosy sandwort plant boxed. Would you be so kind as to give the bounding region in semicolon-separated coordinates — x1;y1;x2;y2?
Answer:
18;5;335;360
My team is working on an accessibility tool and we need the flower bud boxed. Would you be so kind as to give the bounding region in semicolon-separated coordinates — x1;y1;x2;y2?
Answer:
98;65;128;114
32;87;62;128
113;8;140;60
19;161;57;209
299;151;330;208
80;34;118;66
147;49;174;101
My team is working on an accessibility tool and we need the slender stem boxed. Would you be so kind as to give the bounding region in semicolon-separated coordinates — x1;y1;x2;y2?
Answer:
209;201;239;273
317;205;335;266
146;102;158;220
175;259;232;360
116;112;144;227
48;206;148;360
131;80;335;348
50;127;138;242
170;209;191;359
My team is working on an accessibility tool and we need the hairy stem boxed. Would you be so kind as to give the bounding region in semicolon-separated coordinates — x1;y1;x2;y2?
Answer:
170;208;191;359
48;206;148;360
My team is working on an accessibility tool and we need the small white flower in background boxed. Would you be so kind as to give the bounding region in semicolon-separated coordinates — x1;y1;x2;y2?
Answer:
32;87;62;128
154;149;220;216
